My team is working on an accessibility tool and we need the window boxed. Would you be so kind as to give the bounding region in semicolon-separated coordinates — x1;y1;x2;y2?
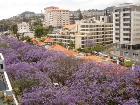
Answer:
0;64;3;69
123;28;131;31
115;28;119;31
123;38;131;41
115;9;120;12
115;33;120;35
115;23;119;26
123;13;130;16
123;18;130;21
123;8;130;11
123;33;131;36
82;37;85;40
115;14;119;17
81;25;85;28
89;25;93;28
123;23;130;26
115;19;120;22
115;37;120;40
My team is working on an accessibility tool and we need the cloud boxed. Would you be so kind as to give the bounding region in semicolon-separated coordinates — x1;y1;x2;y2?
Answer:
0;0;139;19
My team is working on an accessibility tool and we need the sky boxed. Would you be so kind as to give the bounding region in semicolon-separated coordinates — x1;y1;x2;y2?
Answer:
0;0;139;20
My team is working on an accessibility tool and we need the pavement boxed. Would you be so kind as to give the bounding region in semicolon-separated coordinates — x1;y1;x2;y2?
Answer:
110;49;140;65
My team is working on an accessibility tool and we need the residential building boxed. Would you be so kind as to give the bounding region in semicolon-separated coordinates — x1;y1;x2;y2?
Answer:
0;53;18;105
104;6;114;23
44;6;70;27
17;22;34;38
70;10;82;21
70;7;114;23
113;3;140;57
48;17;113;49
17;22;30;34
79;17;113;45
69;14;75;24
82;9;105;19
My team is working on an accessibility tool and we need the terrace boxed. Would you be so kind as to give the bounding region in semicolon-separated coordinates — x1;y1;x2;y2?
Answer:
0;53;18;105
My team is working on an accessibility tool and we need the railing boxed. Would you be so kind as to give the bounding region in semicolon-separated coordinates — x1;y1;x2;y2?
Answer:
0;53;18;105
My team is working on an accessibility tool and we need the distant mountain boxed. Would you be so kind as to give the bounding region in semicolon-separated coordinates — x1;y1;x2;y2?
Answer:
19;11;36;19
0;11;44;32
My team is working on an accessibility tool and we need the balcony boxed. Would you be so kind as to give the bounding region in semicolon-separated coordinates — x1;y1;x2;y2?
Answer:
0;53;18;105
123;16;130;19
123;11;131;14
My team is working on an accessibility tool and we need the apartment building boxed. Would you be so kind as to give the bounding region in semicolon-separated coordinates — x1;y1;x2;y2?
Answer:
48;17;113;49
79;17;113;45
44;6;70;27
0;53;18;105
82;10;105;19
17;22;34;38
17;22;30;34
113;3;140;50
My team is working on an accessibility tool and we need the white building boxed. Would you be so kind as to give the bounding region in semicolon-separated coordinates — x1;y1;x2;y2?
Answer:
48;17;113;49
0;53;18;105
17;22;30;34
17;22;34;38
79;17;113;45
113;3;140;50
44;6;70;27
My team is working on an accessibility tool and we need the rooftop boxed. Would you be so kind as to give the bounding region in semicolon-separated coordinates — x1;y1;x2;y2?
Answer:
49;45;78;57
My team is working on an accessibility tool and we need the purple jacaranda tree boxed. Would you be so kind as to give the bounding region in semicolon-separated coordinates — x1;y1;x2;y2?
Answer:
0;36;140;105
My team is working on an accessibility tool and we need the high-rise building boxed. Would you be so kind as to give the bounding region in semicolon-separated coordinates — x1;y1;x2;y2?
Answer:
113;3;140;50
44;6;70;27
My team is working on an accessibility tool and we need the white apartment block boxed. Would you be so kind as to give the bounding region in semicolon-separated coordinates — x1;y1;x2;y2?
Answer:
17;22;30;34
113;3;140;50
48;17;113;49
44;6;70;27
79;17;113;45
0;53;18;105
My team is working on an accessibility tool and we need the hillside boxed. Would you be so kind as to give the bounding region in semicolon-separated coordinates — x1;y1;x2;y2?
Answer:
0;11;44;32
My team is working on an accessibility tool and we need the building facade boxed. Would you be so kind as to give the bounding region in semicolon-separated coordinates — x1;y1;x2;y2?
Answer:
79;17;113;45
113;3;140;50
48;17;113;49
44;6;70;27
17;22;34;38
17;22;30;34
0;53;18;105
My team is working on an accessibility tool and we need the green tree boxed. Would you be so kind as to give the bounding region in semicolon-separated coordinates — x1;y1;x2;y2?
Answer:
57;42;65;47
82;44;105;53
34;25;51;38
124;60;134;67
77;9;83;20
21;36;32;43
11;24;20;39
77;48;84;52
91;44;105;52
48;26;53;34
13;79;39;96
35;26;45;38
11;24;18;35
69;40;75;49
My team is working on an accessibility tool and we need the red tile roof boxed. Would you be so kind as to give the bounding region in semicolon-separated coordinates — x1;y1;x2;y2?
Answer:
31;38;38;44
49;45;78;57
44;38;54;43
37;42;46;46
